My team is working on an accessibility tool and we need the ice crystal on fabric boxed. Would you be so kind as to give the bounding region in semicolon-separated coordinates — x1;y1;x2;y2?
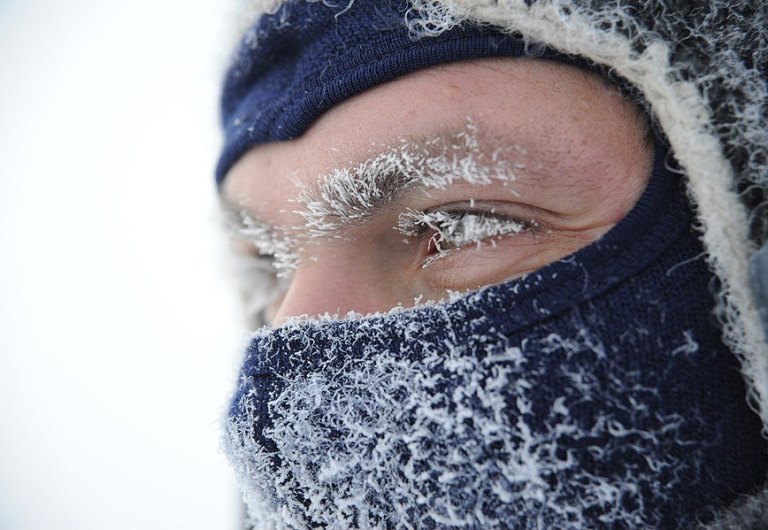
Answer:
226;299;708;529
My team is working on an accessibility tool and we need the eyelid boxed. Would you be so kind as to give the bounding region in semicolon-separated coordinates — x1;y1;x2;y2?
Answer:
429;204;537;230
397;202;539;267
398;202;539;236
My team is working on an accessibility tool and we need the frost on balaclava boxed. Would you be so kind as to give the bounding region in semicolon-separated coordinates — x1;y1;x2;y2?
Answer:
217;1;768;528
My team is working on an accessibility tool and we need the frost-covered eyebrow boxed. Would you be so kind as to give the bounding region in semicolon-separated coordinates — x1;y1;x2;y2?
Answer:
298;124;517;236
222;122;519;242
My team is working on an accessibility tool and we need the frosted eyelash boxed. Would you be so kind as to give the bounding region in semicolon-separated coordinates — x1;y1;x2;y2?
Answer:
223;208;297;327
397;207;537;267
226;248;292;329
235;210;300;276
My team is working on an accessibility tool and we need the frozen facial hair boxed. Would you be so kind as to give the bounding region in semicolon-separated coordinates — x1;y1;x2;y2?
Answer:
233;209;300;276
222;207;299;328
296;120;522;238
397;208;537;267
225;143;768;528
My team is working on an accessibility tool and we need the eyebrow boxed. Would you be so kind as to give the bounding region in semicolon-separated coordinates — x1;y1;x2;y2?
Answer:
297;124;517;236
296;147;419;236
222;121;519;242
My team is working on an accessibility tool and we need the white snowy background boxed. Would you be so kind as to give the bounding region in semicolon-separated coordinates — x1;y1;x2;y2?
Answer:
0;0;246;528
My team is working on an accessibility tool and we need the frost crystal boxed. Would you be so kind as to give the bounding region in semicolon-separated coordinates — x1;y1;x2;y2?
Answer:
226;290;712;529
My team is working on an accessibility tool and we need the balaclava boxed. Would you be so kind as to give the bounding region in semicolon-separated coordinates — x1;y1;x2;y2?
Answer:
217;1;768;528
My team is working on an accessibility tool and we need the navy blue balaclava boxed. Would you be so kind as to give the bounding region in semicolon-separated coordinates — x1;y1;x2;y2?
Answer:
219;1;768;528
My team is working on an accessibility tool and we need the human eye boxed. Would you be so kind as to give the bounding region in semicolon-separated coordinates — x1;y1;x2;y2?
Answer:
397;202;539;268
225;247;287;328
224;208;296;328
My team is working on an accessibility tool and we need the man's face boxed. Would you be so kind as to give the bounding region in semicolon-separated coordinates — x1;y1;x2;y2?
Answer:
223;58;653;323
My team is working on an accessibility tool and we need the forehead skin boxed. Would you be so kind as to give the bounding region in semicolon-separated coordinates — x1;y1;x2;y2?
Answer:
225;58;650;231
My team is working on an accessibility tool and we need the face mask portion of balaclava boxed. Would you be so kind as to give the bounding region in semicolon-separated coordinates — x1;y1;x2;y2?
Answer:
225;142;768;529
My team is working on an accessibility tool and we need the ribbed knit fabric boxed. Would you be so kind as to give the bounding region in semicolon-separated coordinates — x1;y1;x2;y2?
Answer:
216;0;599;184
225;143;768;528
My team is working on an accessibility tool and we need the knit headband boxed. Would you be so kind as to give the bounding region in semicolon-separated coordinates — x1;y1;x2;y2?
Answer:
216;0;608;185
